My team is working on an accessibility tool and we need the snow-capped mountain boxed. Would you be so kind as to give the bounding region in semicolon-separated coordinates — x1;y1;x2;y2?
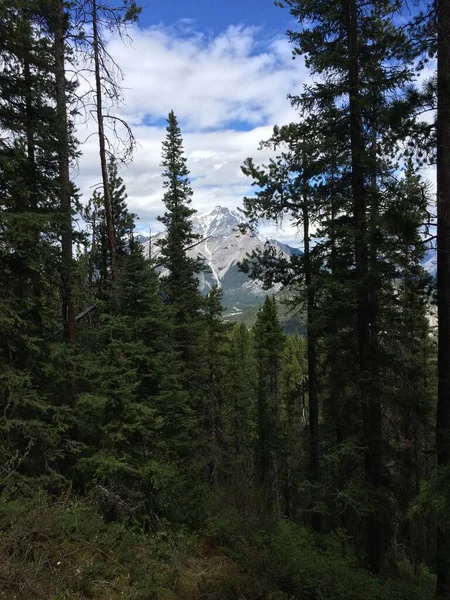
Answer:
141;206;299;316
423;249;437;278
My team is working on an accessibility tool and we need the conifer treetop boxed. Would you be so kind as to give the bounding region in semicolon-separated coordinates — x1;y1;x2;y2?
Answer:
159;110;194;216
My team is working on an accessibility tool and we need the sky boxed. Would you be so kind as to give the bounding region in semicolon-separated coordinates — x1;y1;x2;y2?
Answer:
74;1;436;247
74;0;308;245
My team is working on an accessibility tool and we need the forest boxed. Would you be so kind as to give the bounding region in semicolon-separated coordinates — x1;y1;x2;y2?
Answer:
0;0;450;598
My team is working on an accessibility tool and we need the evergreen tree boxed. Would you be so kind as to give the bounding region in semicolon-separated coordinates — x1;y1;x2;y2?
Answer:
51;0;78;343
72;0;141;282
108;157;136;257
279;333;308;518
280;0;423;572
0;0;75;492
155;111;208;523
436;0;450;593
75;243;177;525
157;111;204;372
83;157;136;292
253;296;286;514
222;323;257;493
241;121;324;530
202;285;230;486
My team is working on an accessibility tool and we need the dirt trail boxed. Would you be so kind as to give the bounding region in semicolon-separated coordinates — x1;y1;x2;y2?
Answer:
172;541;265;600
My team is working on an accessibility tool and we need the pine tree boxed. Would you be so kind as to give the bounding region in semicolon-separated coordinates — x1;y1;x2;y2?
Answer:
108;157;136;257
222;323;257;493
157;111;204;371
279;333;308;518
253;296;286;514
241;121;323;529
202;285;231;486
0;0;74;492
75;242;178;525
436;0;450;593
83;157;136;293
51;0;77;343
72;0;141;282
282;0;421;572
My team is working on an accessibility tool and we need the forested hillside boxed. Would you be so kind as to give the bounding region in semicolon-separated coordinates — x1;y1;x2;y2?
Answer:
0;0;449;598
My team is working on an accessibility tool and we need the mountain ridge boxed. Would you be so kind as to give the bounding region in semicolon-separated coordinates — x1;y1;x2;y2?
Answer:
140;206;437;318
140;205;300;316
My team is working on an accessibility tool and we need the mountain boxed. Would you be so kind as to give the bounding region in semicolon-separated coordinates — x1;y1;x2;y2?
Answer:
423;248;437;278
140;206;300;317
139;206;437;320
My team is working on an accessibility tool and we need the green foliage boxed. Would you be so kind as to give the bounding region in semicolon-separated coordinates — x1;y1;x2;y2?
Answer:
253;297;285;512
0;495;191;599
221;323;257;487
82;157;137;289
0;0;77;495
411;466;450;527
0;1;442;597
229;520;435;600
74;245;183;526
157;111;204;325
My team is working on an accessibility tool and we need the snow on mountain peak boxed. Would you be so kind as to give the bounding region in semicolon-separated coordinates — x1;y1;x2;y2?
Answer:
192;205;246;239
140;205;299;315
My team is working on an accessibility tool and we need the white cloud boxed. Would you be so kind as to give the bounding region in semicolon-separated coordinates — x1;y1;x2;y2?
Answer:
109;24;306;130
74;22;309;245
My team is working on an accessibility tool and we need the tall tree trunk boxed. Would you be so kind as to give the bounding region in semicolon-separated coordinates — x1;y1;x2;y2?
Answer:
23;54;43;333
343;0;382;574
303;194;321;533
92;0;116;281
54;0;75;342
368;131;383;565
328;188;343;447
436;0;450;595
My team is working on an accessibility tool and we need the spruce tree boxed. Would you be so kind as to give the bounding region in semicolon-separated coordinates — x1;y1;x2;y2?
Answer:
253;296;285;514
0;0;75;492
108;157;136;257
222;323;257;494
281;0;421;572
157;111;204;370
202;285;230;486
156;111;207;523
83;158;136;293
75;242;178;525
279;333;308;518
436;0;450;593
52;0;77;343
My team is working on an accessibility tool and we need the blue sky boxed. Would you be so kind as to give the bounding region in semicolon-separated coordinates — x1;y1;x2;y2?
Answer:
139;0;292;35
75;2;307;244
75;1;436;246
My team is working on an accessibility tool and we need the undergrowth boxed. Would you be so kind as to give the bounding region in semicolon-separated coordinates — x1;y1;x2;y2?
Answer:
204;508;436;600
0;494;437;600
0;494;193;599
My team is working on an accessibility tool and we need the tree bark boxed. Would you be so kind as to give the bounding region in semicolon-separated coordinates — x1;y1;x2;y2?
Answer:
92;0;117;281
343;0;382;574
328;184;343;447
54;0;75;342
303;191;321;533
368;131;383;571
436;0;450;595
23;53;43;333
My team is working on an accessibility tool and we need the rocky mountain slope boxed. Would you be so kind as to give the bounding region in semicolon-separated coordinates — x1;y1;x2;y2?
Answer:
140;206;438;319
141;206;300;316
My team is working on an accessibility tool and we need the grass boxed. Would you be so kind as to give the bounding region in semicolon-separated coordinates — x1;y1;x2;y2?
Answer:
0;495;267;600
0;494;437;600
